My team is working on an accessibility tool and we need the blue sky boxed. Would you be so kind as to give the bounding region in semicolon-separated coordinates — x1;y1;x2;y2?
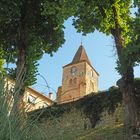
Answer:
33;18;140;99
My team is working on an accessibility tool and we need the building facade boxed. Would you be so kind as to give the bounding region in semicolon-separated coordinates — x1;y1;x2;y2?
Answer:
6;79;54;112
24;87;53;112
57;44;99;104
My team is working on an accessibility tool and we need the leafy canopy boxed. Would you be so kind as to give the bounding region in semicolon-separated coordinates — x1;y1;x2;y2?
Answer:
71;0;140;73
123;1;140;66
73;0;132;44
0;0;69;85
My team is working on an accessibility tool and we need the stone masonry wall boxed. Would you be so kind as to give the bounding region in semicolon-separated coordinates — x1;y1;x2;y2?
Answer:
38;105;124;140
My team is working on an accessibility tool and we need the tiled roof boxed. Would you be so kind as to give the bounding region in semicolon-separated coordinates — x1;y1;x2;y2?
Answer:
71;44;92;65
63;44;99;76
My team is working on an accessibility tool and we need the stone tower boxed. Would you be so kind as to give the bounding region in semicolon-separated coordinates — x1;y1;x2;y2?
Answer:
57;44;99;104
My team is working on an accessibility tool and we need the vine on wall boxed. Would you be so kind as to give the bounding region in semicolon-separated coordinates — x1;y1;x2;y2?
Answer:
31;79;140;128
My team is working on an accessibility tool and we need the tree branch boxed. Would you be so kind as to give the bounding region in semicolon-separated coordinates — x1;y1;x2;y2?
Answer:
97;4;107;18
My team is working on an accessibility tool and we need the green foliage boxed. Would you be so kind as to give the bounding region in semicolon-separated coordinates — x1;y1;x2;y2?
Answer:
34;80;140;128
77;125;130;140
134;0;140;8
30;81;140;139
72;0;131;41
0;59;4;72
70;2;140;129
0;74;47;140
77;88;122;127
71;0;140;74
33;87;123;128
122;3;140;69
0;47;5;73
0;0;68;86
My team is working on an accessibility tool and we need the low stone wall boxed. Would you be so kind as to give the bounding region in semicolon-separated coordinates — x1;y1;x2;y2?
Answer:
36;105;125;140
97;104;125;127
38;108;89;139
32;89;125;140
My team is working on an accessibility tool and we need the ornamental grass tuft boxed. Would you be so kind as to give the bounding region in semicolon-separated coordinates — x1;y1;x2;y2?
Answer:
0;74;47;140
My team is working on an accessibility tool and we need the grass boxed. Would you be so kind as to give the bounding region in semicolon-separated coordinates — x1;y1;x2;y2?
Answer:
0;74;47;140
0;74;134;140
76;124;130;140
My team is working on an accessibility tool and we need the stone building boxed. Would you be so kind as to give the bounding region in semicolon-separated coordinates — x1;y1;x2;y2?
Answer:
24;87;53;112
6;78;54;112
57;44;99;104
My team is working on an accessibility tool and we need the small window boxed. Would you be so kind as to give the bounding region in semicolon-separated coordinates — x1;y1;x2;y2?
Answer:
69;79;72;85
28;95;36;104
73;78;77;84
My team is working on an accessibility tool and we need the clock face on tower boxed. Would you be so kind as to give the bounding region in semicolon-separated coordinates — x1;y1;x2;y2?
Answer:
71;66;77;76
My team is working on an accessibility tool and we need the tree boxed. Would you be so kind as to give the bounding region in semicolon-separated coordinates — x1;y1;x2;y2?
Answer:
71;0;140;134
0;48;4;72
0;59;4;72
0;0;68;97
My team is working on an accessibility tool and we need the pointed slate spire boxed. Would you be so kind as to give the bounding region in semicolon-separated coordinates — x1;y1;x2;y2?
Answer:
71;43;92;65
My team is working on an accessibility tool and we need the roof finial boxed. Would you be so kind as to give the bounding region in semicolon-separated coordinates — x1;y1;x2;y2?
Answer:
80;36;83;46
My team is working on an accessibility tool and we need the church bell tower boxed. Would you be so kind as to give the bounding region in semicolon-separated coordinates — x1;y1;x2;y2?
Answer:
57;44;99;104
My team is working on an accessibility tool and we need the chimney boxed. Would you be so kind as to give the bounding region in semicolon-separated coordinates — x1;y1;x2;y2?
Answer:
49;92;53;100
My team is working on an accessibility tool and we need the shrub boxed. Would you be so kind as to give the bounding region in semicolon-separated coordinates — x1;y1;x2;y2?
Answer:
0;74;47;140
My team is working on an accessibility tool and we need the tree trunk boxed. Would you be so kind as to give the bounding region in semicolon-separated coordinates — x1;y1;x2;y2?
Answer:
14;0;28;104
110;1;140;135
15;45;26;92
117;67;140;131
11;0;28;118
14;19;27;112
